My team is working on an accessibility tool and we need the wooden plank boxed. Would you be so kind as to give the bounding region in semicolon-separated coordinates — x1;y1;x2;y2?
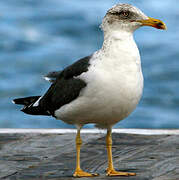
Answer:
1;128;179;135
0;131;179;179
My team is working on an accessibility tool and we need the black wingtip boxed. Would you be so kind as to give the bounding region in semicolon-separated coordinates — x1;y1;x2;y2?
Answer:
12;96;41;106
12;98;22;105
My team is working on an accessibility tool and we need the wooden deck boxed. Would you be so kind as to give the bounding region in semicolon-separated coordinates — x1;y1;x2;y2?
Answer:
0;129;179;180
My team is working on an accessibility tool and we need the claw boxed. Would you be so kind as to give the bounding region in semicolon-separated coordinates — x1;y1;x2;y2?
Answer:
73;169;99;177
106;168;136;177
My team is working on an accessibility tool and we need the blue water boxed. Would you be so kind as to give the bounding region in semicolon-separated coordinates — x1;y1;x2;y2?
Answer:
0;0;179;129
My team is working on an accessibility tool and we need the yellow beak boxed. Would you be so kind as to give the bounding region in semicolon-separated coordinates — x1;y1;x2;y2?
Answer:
138;17;167;30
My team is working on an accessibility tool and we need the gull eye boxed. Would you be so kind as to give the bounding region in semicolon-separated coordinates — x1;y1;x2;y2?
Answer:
122;11;129;17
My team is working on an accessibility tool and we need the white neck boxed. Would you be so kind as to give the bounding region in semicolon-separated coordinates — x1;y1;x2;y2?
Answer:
104;29;133;41
101;30;140;62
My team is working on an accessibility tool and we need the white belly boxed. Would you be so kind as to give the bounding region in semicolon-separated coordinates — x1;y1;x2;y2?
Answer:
55;58;143;128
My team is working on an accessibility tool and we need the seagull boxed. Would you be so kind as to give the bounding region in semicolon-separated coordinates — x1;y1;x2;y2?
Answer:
13;3;166;177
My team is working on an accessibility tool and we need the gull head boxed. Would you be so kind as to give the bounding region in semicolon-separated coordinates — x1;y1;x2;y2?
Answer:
101;4;167;33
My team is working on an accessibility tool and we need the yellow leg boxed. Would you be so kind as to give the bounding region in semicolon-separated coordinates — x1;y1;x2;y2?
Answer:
73;128;99;177
106;129;136;177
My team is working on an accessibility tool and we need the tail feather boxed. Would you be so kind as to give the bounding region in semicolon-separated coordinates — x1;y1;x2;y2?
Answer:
13;96;51;116
21;106;51;116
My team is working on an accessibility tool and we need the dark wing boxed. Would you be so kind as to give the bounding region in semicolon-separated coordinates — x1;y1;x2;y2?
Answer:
38;55;91;116
59;55;91;79
44;55;91;83
44;71;62;83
